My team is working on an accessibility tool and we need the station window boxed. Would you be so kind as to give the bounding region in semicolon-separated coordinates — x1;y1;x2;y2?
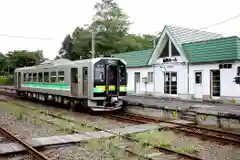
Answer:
38;72;43;82
43;72;49;82
219;64;232;69
147;72;154;83
28;73;32;82
24;73;27;82
58;71;64;83
32;73;37;82
195;72;202;84
50;71;57;83
237;67;240;76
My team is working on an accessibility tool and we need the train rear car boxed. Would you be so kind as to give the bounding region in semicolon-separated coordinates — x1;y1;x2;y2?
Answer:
14;57;127;111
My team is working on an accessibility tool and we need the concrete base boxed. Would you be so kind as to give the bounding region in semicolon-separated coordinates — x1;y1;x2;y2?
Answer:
196;108;240;130
125;105;179;121
125;105;240;131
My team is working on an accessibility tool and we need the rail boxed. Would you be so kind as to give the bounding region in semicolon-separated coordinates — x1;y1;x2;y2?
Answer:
117;112;240;145
0;126;50;160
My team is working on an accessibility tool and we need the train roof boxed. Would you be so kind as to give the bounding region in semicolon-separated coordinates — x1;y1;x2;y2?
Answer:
15;58;73;72
15;57;127;72
74;57;127;65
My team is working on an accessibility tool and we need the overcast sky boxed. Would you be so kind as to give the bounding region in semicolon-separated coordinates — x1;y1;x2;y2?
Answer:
0;0;239;60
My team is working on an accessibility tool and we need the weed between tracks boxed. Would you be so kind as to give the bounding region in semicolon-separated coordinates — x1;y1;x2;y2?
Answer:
131;128;199;155
0;101;95;135
85;135;153;160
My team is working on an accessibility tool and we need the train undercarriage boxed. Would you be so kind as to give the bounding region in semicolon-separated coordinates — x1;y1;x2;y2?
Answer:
16;90;124;112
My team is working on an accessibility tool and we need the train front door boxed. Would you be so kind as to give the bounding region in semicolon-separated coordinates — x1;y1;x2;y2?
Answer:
71;68;79;96
17;72;21;89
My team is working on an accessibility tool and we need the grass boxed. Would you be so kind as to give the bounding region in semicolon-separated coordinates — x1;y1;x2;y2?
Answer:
0;101;96;134
86;136;129;159
86;135;150;160
131;128;199;155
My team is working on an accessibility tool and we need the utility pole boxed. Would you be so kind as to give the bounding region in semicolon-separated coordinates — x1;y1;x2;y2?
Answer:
91;31;95;59
153;38;156;48
153;32;161;48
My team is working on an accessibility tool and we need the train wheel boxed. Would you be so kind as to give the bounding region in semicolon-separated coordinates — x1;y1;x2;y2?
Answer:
69;100;77;112
16;91;21;96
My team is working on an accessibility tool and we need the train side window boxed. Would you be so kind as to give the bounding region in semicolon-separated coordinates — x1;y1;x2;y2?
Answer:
44;72;49;83
33;73;37;82
28;73;32;82
58;71;64;83
24;73;27;82
84;67;88;80
50;71;57;83
38;72;43;82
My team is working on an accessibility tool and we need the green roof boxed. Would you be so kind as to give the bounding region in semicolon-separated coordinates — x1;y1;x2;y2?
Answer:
183;36;240;63
113;49;153;67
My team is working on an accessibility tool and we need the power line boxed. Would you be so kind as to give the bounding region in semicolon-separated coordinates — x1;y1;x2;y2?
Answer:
0;13;240;41
198;13;240;30
0;33;55;40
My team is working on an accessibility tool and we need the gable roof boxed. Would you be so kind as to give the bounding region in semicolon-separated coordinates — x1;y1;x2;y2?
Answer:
148;25;223;64
183;36;240;63
113;49;153;67
167;25;223;45
112;25;239;67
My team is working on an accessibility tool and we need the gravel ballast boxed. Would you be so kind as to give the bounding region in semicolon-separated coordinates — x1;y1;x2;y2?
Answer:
0;97;139;160
131;129;240;160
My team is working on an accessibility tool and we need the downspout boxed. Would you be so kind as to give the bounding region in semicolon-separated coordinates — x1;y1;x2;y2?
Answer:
187;62;190;97
153;64;156;93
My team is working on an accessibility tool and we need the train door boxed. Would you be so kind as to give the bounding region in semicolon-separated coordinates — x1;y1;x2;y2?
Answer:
17;72;21;88
71;68;79;96
106;64;118;95
82;67;88;96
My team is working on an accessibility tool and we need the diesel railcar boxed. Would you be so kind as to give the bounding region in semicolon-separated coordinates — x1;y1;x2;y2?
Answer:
14;57;127;111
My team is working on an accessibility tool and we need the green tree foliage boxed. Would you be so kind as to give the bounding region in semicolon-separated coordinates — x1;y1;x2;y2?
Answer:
0;50;45;75
58;0;158;60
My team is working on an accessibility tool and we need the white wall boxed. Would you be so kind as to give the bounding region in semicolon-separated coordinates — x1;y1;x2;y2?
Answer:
126;62;189;97
127;62;240;100
153;62;189;97
189;62;240;99
126;67;154;94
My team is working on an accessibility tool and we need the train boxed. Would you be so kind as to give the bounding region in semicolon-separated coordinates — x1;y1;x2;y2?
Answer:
14;57;127;111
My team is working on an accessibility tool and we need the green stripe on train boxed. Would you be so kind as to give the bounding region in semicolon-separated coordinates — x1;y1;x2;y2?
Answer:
93;85;127;93
22;83;70;90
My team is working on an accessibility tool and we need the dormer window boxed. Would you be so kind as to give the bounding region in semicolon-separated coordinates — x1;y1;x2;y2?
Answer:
159;41;169;58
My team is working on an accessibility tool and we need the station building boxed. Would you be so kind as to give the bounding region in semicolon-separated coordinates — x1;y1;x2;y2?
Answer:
114;25;240;102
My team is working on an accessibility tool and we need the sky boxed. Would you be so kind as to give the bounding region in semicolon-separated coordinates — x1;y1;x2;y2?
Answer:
0;0;239;60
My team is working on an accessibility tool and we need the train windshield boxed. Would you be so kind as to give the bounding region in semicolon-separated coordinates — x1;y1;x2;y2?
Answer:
94;65;105;81
119;65;126;81
107;65;118;85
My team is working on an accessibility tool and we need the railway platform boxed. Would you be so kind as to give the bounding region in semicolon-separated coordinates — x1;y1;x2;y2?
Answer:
123;94;240;130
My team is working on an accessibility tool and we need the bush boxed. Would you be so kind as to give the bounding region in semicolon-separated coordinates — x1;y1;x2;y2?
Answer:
0;75;14;85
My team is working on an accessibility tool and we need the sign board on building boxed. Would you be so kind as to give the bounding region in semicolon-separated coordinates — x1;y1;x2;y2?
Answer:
142;77;148;84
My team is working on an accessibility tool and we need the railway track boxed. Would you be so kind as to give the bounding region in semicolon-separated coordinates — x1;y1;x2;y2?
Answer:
2;88;240;159
0;125;50;160
0;95;201;159
108;112;240;145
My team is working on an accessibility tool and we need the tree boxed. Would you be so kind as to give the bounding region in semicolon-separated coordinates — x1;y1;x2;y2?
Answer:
91;0;132;55
59;27;92;60
57;0;156;60
59;34;73;58
0;50;45;75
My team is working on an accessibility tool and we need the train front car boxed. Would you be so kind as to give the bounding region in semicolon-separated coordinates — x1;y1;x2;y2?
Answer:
91;58;127;111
